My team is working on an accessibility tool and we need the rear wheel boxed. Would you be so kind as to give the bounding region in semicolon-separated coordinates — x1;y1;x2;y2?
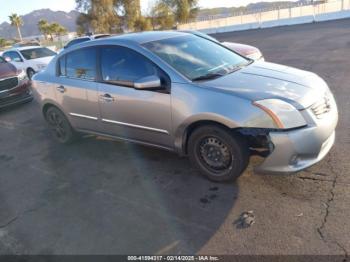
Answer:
188;125;249;182
45;107;77;144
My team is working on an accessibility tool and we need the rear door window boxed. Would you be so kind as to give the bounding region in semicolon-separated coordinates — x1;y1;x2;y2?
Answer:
65;48;97;80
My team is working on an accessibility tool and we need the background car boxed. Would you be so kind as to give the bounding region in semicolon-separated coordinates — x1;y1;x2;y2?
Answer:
183;30;264;61
0;56;32;109
63;34;111;50
2;46;56;79
12;41;41;48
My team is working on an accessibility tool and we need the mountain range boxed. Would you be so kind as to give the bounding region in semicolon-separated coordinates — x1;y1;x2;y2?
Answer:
0;9;80;39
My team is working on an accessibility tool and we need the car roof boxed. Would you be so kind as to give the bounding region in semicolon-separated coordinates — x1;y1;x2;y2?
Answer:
105;31;189;44
58;31;194;56
92;34;111;39
71;36;91;40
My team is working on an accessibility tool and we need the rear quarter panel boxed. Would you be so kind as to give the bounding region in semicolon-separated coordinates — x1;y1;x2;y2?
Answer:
31;72;58;114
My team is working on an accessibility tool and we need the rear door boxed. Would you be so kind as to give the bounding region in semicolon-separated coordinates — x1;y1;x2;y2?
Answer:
97;46;173;149
54;47;100;131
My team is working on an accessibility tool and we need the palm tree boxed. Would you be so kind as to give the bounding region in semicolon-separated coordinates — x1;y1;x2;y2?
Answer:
38;19;49;40
9;13;23;41
0;38;7;48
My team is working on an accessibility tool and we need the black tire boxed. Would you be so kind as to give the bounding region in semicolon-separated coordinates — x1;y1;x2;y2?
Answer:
27;68;35;80
188;125;249;182
45;107;77;144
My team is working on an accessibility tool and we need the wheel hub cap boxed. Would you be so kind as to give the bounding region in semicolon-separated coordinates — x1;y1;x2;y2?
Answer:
199;137;232;170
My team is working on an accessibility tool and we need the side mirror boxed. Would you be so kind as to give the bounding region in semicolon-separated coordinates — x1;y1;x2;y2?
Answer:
4;57;11;62
134;75;162;90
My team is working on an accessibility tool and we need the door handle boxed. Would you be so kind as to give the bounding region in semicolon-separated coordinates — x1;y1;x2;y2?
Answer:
100;93;115;102
56;85;66;93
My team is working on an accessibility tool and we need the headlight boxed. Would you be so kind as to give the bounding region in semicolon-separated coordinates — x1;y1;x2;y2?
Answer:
253;99;307;129
17;70;28;81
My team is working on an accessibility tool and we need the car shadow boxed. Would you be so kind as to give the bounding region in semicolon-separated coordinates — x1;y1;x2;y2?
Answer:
1;126;240;254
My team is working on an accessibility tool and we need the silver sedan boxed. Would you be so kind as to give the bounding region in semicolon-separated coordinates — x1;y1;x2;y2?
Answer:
32;31;338;182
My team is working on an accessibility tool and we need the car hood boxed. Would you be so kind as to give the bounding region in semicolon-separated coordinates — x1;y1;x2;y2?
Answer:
199;61;329;109
0;62;17;79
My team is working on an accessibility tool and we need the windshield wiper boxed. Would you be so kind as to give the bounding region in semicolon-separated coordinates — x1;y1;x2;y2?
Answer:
192;73;224;81
225;62;250;74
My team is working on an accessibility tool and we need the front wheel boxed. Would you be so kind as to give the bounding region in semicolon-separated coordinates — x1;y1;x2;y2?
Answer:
45;107;77;144
188;125;249;182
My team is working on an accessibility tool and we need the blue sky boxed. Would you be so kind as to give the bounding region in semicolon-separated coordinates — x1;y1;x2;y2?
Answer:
0;0;294;23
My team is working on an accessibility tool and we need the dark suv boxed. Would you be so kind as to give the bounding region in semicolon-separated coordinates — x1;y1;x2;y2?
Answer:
0;56;32;109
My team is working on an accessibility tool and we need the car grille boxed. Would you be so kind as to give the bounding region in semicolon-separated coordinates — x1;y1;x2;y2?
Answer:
311;93;332;119
0;77;18;92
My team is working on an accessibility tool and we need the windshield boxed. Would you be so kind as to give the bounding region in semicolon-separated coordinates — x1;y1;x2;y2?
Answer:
192;31;219;43
143;35;249;81
20;47;56;60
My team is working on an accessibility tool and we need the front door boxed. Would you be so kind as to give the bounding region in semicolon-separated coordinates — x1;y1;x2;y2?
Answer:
97;46;173;149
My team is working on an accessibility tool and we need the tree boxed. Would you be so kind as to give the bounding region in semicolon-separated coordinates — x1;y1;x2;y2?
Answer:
76;13;91;35
47;23;68;40
38;21;67;41
57;25;68;37
76;0;122;34
9;13;23;41
76;0;150;33
150;1;175;30
133;16;152;31
122;0;141;31
0;38;7;48
164;0;198;24
38;19;50;40
75;0;196;32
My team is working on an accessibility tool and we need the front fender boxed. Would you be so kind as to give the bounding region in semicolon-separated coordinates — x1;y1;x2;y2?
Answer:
173;113;240;154
171;83;277;154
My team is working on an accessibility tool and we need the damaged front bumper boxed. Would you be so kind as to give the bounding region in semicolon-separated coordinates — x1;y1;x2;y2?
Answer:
255;97;338;174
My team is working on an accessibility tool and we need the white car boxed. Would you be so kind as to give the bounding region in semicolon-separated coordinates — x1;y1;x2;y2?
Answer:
2;46;56;79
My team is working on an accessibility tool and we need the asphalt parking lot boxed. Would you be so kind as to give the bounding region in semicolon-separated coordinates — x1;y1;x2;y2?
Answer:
1;18;349;258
